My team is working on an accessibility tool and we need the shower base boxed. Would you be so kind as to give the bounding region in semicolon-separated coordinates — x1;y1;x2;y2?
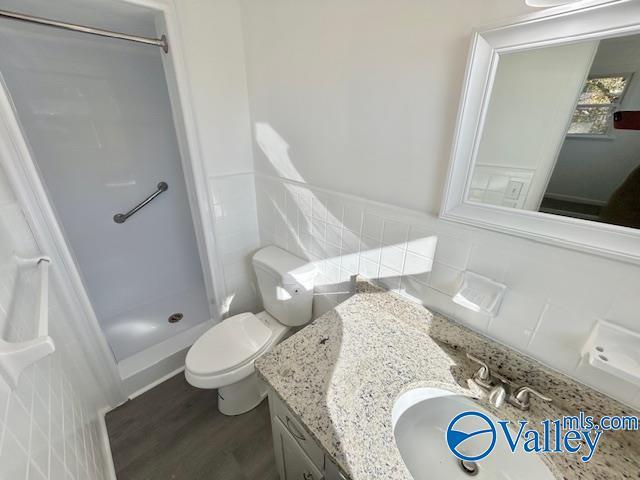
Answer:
102;284;215;396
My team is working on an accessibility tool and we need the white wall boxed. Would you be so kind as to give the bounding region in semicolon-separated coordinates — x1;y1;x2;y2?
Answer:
241;0;535;213
547;34;640;204
0;162;112;479
175;0;262;316
241;1;640;409
175;0;254;178
474;42;597;210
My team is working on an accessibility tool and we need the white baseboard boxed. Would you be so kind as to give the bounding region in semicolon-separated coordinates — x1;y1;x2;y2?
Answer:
97;407;118;480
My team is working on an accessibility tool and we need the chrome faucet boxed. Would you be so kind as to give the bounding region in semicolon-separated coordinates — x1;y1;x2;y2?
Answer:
468;353;508;408
466;352;552;411
466;353;493;389
510;386;552;410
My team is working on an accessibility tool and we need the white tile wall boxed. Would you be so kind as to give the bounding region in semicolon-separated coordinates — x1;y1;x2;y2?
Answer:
210;173;262;316
0;164;110;480
255;173;640;410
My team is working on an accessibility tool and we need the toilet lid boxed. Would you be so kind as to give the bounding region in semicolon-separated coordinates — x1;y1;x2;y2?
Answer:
186;312;272;376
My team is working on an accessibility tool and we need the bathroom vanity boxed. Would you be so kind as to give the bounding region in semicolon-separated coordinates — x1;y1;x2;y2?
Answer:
256;278;640;480
267;390;345;480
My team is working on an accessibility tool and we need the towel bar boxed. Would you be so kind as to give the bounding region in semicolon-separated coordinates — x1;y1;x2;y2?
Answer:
0;256;55;389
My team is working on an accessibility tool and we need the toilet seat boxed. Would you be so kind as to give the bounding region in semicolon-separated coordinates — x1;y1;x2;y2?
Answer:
185;311;285;389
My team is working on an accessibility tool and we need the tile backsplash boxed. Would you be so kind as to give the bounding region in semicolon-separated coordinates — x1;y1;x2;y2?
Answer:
254;172;640;410
209;172;262;317
0;164;110;480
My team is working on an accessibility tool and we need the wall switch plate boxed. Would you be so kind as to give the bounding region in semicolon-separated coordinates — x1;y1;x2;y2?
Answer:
505;180;524;200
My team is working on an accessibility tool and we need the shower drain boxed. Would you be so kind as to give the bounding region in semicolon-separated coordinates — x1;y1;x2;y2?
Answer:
168;313;184;323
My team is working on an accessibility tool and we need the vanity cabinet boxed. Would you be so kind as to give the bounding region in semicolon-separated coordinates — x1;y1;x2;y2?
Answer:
273;416;323;480
267;389;347;480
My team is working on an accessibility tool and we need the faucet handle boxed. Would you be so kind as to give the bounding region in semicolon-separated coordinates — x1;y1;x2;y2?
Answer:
511;386;552;410
488;385;507;409
466;353;491;381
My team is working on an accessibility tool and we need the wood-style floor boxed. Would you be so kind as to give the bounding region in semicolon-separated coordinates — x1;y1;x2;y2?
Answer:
105;373;280;480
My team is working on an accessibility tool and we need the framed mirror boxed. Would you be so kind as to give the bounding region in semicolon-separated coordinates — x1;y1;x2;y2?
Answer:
441;0;640;264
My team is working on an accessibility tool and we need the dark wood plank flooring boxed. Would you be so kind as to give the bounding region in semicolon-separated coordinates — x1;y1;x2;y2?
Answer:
105;373;279;480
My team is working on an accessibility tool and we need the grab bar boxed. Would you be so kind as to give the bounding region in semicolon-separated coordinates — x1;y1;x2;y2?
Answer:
114;181;168;224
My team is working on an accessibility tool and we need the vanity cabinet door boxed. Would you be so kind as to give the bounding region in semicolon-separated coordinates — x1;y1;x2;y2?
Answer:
275;417;324;480
324;458;347;480
270;392;325;469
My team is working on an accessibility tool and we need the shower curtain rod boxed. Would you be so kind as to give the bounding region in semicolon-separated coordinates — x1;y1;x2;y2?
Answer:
0;8;168;53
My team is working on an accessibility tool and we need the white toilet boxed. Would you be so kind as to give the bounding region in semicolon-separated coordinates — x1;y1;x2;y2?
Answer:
185;246;318;415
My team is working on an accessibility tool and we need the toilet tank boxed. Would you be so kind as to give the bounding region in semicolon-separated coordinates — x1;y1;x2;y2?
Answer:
252;246;318;327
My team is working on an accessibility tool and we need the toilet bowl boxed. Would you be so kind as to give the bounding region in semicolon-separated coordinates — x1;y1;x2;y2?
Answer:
185;246;317;415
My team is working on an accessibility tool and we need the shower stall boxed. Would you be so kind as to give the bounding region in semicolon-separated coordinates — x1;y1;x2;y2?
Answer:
0;1;219;394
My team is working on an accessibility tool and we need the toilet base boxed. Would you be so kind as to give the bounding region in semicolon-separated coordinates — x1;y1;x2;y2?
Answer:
217;372;267;416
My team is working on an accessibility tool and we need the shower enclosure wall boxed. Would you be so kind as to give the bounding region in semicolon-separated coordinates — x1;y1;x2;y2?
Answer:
0;9;216;394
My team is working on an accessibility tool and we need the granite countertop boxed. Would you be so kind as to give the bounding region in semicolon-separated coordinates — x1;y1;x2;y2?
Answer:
255;279;640;480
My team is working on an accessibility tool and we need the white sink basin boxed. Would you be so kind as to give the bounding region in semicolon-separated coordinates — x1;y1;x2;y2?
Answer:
392;388;554;480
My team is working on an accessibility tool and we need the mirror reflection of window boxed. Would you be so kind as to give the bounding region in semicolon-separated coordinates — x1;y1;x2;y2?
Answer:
468;33;640;231
543;34;640;228
567;75;630;136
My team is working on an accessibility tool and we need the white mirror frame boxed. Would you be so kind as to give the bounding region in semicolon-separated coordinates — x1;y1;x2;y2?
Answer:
441;0;640;264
